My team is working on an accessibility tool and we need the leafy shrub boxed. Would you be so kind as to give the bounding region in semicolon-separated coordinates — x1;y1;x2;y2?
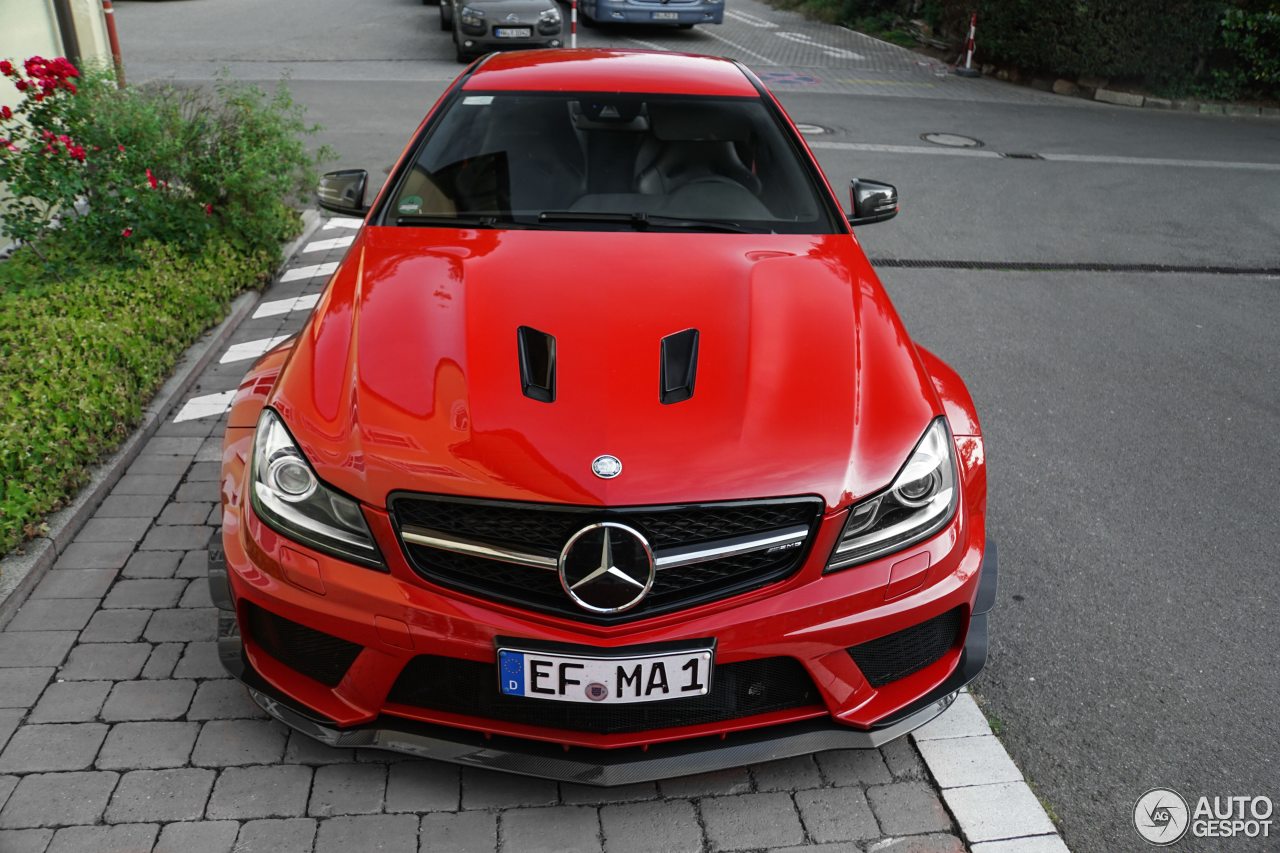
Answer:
0;242;275;553
2;60;324;264
1219;7;1280;96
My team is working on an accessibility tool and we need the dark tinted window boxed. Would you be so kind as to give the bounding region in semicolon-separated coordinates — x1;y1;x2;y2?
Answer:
386;92;839;233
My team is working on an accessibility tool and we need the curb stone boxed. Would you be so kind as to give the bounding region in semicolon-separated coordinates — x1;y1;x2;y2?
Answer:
0;208;322;629
912;691;1070;850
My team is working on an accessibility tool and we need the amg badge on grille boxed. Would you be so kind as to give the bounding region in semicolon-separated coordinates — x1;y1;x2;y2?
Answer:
591;455;622;479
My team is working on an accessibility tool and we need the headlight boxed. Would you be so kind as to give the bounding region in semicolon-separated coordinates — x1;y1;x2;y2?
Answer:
461;6;485;24
826;418;957;571
250;409;384;570
539;8;560;21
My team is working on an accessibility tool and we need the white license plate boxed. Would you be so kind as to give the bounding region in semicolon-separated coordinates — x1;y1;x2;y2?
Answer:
652;11;679;19
494;27;532;37
498;646;712;704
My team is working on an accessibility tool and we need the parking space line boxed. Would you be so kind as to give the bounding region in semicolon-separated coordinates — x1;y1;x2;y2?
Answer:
322;217;363;230
281;262;339;282
253;294;321;319
724;10;777;28
173;390;237;423
219;335;290;365
303;235;354;253
775;32;864;60
696;28;780;66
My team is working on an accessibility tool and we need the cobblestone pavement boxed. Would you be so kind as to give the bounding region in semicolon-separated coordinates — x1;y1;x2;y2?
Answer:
0;224;975;853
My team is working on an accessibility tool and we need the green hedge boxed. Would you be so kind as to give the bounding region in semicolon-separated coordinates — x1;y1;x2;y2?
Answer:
0;242;278;553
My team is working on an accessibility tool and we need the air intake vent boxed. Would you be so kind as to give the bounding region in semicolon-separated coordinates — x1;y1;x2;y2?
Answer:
660;328;699;404
517;326;556;403
847;607;963;688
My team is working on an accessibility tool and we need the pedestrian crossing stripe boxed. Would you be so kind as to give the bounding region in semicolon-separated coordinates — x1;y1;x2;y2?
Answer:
253;293;321;319
302;235;354;253
219;335;290;365
280;262;338;282
173;390;236;423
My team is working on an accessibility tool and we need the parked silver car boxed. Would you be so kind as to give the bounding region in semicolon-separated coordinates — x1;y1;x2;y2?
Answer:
439;0;564;62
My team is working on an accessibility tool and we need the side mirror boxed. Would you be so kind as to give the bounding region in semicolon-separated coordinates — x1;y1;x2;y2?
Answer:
317;169;369;216
847;179;898;226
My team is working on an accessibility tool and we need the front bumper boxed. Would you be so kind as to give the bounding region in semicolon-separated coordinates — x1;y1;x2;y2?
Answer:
209;525;996;783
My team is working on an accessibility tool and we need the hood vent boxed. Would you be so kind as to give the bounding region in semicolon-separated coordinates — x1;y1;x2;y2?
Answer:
517;326;556;403
660;329;699;405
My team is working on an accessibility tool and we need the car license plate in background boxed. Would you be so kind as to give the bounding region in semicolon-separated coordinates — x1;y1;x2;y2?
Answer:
494;27;532;37
652;11;679;19
498;647;712;704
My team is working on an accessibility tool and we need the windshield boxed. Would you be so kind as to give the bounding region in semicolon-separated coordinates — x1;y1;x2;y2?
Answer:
383;91;840;234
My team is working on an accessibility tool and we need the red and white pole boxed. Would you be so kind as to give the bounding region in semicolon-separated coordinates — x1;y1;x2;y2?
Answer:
101;0;126;87
955;11;979;77
570;0;577;48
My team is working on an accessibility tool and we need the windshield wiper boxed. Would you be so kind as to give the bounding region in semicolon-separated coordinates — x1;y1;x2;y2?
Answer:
395;213;512;228
537;211;752;233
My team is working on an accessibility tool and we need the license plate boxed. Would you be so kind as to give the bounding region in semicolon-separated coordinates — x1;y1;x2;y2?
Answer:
498;646;712;704
494;27;532;37
652;11;679;19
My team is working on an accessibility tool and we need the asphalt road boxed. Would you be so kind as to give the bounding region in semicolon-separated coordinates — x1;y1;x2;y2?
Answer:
113;1;1280;849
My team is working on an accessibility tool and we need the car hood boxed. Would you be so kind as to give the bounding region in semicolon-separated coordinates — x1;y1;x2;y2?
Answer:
465;0;553;19
269;226;939;511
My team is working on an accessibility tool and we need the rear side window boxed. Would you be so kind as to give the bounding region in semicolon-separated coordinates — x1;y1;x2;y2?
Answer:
383;92;840;234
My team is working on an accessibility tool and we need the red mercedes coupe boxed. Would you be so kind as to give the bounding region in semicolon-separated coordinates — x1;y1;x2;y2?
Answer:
210;49;996;784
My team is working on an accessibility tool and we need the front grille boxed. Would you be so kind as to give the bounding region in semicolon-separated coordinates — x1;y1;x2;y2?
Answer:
391;494;823;622
386;654;821;734
244;602;362;687
847;607;964;688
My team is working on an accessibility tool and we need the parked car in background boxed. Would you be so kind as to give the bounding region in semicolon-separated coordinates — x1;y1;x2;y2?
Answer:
211;49;996;785
439;0;564;62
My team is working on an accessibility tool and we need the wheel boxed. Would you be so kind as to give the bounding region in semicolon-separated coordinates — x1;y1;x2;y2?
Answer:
677;22;693;28
439;4;452;30
454;38;471;63
423;0;440;6
580;9;597;27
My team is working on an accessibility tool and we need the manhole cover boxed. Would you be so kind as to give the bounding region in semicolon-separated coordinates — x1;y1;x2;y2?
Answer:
921;132;983;148
795;123;830;135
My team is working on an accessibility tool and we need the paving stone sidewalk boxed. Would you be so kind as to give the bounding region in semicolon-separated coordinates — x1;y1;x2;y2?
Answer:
0;224;973;853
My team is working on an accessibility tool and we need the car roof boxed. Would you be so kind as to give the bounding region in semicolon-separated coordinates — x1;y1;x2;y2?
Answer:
462;49;760;97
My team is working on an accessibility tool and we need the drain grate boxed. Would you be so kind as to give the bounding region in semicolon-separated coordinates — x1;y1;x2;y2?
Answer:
1001;152;1044;160
868;259;1280;276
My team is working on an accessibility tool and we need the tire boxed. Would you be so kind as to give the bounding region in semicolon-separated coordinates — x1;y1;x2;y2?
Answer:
454;38;471;63
580;9;597;27
423;0;440;6
677;22;693;28
440;5;452;30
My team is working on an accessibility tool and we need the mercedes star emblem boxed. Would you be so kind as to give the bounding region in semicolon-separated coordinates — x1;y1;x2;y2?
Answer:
591;454;622;479
558;522;655;613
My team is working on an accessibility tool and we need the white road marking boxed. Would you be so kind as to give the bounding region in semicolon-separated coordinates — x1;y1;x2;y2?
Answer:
281;262;338;282
1038;152;1280;172
696;28;779;66
808;141;1002;158
774;32;864;60
173;390;236;423
219;335;290;365
625;36;669;51
253;293;322;319
808;141;1280;172
322;217;363;230
302;235;354;253
724;10;777;28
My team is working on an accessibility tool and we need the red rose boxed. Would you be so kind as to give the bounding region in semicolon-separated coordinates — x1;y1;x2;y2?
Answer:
117;144;125;152
146;168;159;189
0;106;10;119
122;228;133;237
0;61;13;76
15;81;28;91
205;203;214;216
